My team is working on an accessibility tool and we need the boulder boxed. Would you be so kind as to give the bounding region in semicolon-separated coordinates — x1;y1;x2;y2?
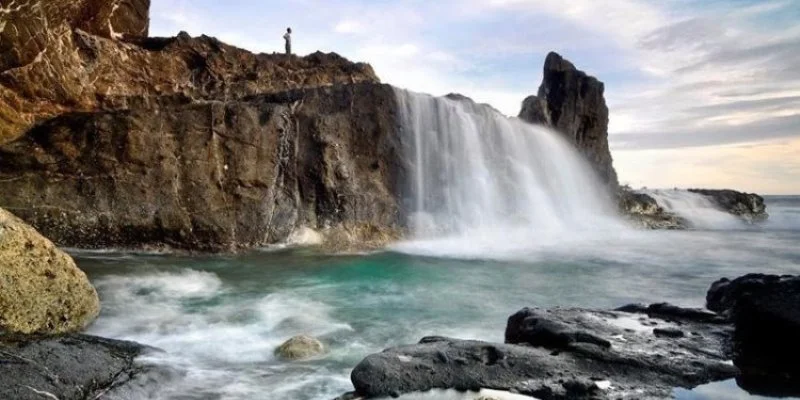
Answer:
0;334;165;400
707;274;800;395
275;335;325;361
351;306;736;399
519;52;618;188
0;208;99;334
689;189;768;223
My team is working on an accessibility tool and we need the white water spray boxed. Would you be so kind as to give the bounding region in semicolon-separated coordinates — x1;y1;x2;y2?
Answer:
392;89;623;257
644;189;745;230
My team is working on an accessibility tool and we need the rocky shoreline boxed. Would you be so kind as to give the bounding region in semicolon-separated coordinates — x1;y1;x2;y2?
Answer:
332;274;800;400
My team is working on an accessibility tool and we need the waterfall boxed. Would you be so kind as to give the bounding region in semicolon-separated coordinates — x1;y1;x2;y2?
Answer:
644;189;745;230
392;89;623;257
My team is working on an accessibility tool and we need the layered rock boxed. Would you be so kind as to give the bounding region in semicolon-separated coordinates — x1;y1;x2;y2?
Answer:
0;208;99;334
0;0;377;146
0;334;166;400
688;189;768;223
519;52;618;188
0;84;402;251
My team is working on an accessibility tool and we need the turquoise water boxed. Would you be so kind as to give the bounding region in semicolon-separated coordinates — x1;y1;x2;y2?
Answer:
76;197;800;400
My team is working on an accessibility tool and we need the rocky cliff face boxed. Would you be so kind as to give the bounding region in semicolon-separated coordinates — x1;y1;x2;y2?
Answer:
0;0;377;146
0;0;397;250
0;84;402;251
519;52;618;188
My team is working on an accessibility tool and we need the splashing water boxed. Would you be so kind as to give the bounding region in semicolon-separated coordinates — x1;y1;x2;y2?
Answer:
644;189;746;230
391;89;624;258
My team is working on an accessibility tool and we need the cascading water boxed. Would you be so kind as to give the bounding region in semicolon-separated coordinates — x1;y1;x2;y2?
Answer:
392;89;624;257
644;189;745;230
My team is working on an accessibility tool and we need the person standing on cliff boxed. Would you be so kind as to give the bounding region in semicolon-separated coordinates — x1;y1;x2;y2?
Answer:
284;28;292;55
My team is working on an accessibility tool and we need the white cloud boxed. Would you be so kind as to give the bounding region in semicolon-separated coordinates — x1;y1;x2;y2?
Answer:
333;19;364;34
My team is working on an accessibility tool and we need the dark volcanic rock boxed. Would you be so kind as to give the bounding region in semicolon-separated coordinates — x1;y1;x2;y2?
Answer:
689;189;768;223
519;52;618;187
707;274;800;395
0;334;165;400
351;307;737;399
0;84;402;251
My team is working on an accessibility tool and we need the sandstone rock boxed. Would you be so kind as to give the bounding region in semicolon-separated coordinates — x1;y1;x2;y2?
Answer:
519;52;618;187
689;189;768;223
351;306;736;399
0;1;378;146
0;208;99;334
0;334;166;400
0;84;402;251
275;335;325;360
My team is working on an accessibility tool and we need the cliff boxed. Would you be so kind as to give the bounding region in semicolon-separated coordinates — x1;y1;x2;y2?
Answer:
519;52;618;188
0;0;378;146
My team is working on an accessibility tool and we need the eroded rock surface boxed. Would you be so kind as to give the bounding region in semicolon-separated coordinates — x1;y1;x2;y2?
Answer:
0;208;99;334
616;188;687;229
351;306;736;399
519;52;618;188
0;84;402;251
0;334;165;400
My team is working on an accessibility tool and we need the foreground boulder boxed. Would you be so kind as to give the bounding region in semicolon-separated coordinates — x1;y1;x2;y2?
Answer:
707;274;800;395
275;335;326;361
351;305;736;399
519;52;618;188
689;189;768;223
0;208;99;334
0;334;164;400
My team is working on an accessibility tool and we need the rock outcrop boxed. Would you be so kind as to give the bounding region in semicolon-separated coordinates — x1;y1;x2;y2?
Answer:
617;188;687;229
0;208;99;334
0;0;397;251
707;274;800;395
689;189;768;224
0;334;166;400
0;0;377;146
0;84;402;251
342;274;800;399
519;52;618;188
350;305;736;399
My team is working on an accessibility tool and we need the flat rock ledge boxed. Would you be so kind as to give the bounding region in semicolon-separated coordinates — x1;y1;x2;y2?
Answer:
341;274;800;400
0;334;169;400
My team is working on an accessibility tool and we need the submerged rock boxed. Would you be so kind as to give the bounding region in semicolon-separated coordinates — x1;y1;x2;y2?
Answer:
519;52;618;188
688;189;768;223
0;208;99;334
351;306;736;399
275;335;325;361
0;334;163;400
707;274;800;395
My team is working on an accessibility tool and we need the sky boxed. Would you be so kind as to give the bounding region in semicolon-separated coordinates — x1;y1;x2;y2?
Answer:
150;0;800;194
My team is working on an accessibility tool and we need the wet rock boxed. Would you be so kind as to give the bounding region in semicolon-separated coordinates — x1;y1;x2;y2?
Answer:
688;189;768;223
350;307;737;399
707;274;800;395
519;52;618;188
0;208;99;334
616;188;688;229
0;334;163;400
0;84;402;251
275;335;325;361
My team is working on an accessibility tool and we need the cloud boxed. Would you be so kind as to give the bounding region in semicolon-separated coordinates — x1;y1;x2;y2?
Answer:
333;19;364;34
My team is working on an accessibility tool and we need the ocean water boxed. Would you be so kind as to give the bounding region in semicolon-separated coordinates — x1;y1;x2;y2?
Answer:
76;93;800;399
76;196;800;400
